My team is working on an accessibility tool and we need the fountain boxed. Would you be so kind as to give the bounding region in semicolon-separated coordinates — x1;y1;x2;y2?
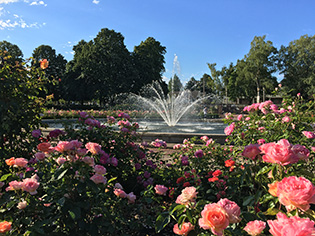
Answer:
132;55;212;126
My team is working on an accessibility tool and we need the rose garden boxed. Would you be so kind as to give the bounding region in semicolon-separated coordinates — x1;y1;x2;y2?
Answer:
1;54;315;235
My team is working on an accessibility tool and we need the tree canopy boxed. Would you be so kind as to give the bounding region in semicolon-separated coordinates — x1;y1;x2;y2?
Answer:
278;34;315;98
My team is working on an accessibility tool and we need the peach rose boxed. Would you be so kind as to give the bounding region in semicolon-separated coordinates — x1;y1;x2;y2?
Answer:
259;139;299;166
217;198;241;223
17;200;27;209
85;142;102;155
268;212;315;236
176;187;198;205
243;220;266;236
0;221;12;233
198;203;229;236
173;222;194;235
114;188;127;198
154;184;168;195
276;176;315;212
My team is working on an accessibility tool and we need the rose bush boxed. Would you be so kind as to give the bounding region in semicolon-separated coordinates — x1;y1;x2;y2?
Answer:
1;83;315;235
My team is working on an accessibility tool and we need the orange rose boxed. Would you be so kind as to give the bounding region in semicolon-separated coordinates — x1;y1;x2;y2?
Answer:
268;181;278;197
5;157;15;166
0;221;12;233
40;59;49;69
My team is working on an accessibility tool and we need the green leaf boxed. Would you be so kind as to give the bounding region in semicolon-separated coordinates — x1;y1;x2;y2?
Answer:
256;165;272;178
107;176;117;184
0;173;12;181
263;207;280;216
243;195;254;206
155;212;170;233
170;204;186;216
56;169;68;180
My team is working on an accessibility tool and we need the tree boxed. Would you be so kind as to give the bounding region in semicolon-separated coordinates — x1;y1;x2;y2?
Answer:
0;40;23;64
220;63;239;102
32;45;67;100
278;34;315;98
242;35;278;102
132;37;167;93
168;74;183;92
65;29;132;106
207;63;223;96
185;77;200;91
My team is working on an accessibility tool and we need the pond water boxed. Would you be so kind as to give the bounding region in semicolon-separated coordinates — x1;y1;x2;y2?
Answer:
42;119;227;135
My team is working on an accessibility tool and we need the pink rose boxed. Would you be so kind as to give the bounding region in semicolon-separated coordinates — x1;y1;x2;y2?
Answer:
302;131;315;139
14;158;28;168
259;139;299;166
6;180;23;191
198;203;230;236
292;144;310;160
217;198;241;223
224;122;235;136
206;139;214;146
90;174;107;184
31;129;41;138
56;157;67;165
243;220;266;236
200;136;209;141
268;212;315;236
194;149;204;158
127;192;136;203
173;222;194;235
114;188;127;198
237;114;243;121
82;156;95;166
154;184;168;196
257;139;265;145
94;165;106;175
22;178;40;195
85;142;102;155
54;141;74;153
37;142;51;153
76;148;87;156
282;116;290;123
176;187;198;205
276;176;315;212
35;152;46;161
242;144;261;160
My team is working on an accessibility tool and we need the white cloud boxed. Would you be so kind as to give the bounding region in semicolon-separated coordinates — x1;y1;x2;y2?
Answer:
92;0;99;4
0;14;43;30
0;0;46;30
0;0;19;4
29;0;46;6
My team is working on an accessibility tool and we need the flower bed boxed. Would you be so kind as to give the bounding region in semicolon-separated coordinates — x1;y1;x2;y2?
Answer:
1;94;315;235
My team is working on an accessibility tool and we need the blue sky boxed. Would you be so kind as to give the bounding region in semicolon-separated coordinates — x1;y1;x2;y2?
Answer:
1;0;315;84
